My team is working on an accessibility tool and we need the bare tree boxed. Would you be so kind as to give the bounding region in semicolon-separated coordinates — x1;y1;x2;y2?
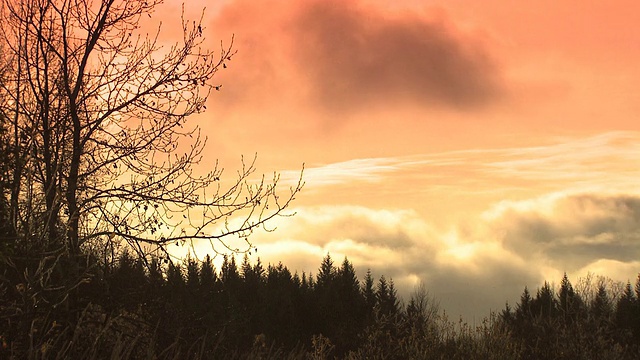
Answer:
0;0;303;262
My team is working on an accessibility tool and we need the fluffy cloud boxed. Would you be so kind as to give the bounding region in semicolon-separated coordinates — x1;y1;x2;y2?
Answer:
486;193;640;272
239;190;640;319
241;205;539;320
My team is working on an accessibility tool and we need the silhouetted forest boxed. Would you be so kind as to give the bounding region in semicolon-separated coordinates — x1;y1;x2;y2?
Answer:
2;247;640;359
1;0;640;358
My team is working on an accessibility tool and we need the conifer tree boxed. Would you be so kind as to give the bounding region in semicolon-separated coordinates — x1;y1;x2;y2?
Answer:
615;281;636;331
316;253;336;290
199;254;218;293
334;257;365;353
221;255;241;289
362;269;376;318
592;283;612;322
533;282;557;319
635;274;640;305
186;256;200;292
376;275;400;317
558;272;582;323
264;262;297;347
516;286;533;321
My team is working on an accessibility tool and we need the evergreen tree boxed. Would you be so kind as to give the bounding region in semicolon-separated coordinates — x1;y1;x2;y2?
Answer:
316;253;336;290
240;255;265;337
199;255;217;291
108;250;147;311
615;281;636;331
334;257;365;354
516;286;533;321
558;272;582;323
376;275;400;317
362;269;376;320
186;256;200;293
264;263;297;348
635;274;640;306
314;254;339;343
634;274;640;340
532;281;557;319
592;283;612;322
387;279;401;315
221;255;241;288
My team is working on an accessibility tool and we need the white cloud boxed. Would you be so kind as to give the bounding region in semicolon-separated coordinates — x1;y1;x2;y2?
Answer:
283;131;640;196
188;132;640;320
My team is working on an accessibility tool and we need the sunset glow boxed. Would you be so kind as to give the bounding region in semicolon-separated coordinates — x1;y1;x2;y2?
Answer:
173;0;640;319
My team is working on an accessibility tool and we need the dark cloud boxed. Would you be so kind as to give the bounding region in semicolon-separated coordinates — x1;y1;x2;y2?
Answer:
291;0;503;113
210;0;503;116
495;194;640;270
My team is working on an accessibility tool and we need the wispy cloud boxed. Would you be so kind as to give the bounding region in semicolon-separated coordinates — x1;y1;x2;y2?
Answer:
284;131;640;195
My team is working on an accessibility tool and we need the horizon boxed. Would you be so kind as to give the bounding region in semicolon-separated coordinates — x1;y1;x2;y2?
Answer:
152;0;640;320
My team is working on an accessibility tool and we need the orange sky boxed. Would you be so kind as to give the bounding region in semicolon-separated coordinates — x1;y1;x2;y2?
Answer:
158;0;640;319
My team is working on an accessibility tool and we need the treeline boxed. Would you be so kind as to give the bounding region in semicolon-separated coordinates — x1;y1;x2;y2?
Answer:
500;273;640;359
91;252;403;357
2;246;640;359
0;250;411;358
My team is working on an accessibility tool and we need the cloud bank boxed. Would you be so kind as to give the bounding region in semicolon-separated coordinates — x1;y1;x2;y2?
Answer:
246;190;640;320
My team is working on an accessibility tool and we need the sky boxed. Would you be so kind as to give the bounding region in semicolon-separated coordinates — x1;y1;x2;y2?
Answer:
156;0;640;319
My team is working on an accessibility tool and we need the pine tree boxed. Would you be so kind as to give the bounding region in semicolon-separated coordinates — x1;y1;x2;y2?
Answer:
334;257;365;354
532;282;557;319
199;255;217;291
316;253;336;290
264;262;297;347
376;275;399;317
516;286;533;321
635;274;640;304
362;269;376;317
558;272;582;323
592;283;612;322
186;256;200;292
109;250;147;311
634;274;640;340
387;279;400;316
240;255;265;337
615;281;636;331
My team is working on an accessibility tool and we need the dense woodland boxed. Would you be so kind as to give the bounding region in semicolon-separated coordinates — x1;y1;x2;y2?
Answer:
2;244;640;358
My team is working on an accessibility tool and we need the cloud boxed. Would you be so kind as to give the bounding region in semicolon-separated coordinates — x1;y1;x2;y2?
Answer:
187;132;640;319
240;204;539;320
291;0;503;113
485;193;640;272
281;131;640;196
210;0;503;116
244;191;640;319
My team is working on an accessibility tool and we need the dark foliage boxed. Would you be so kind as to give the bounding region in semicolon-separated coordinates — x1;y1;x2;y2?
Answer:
2;240;640;358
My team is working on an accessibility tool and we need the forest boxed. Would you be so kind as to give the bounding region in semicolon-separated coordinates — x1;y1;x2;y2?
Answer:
2;249;640;358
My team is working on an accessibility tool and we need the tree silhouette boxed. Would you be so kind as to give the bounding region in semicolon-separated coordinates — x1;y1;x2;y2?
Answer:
591;283;612;324
558;272;583;324
615;281;636;333
532;281;557;319
0;2;303;352
0;0;302;263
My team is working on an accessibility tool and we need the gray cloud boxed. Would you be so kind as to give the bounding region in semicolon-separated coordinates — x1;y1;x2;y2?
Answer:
210;0;503;116
491;193;640;271
291;0;503;113
243;205;538;320
247;193;640;319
